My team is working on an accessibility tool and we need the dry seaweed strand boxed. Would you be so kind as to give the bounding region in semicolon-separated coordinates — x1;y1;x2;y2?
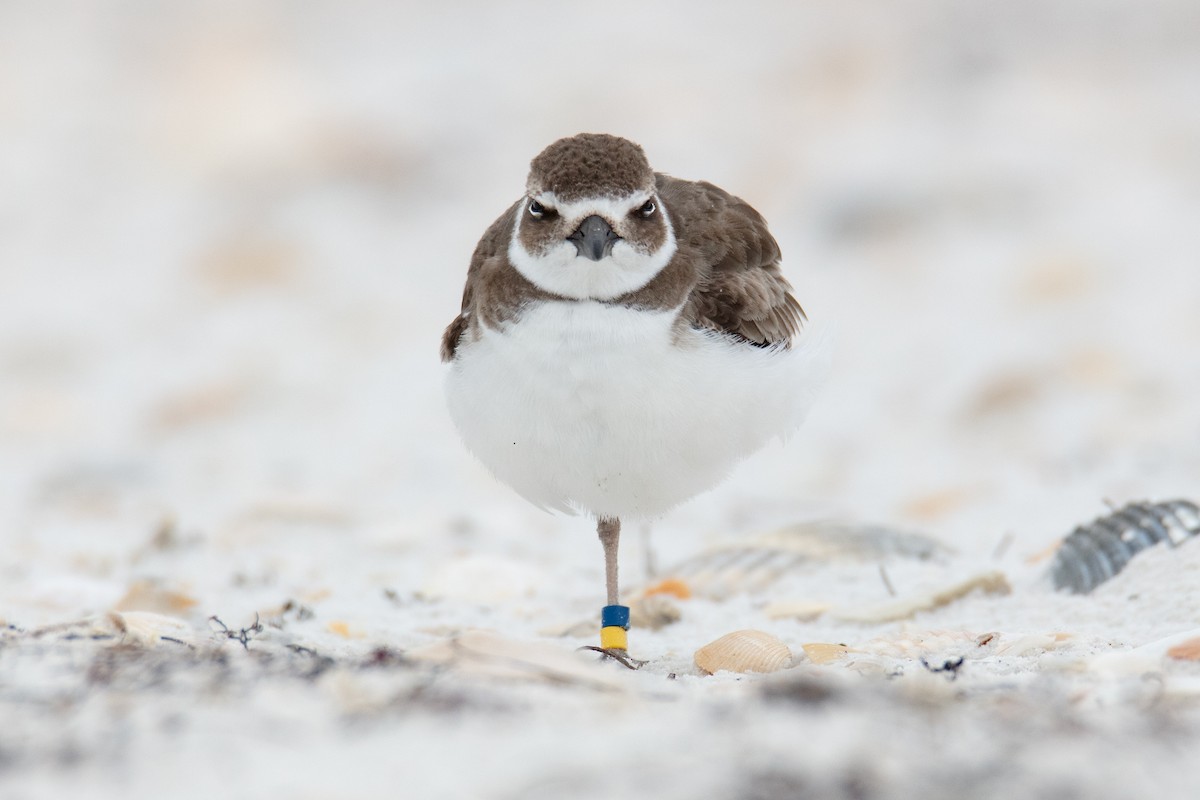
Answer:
209;614;263;649
831;571;1010;624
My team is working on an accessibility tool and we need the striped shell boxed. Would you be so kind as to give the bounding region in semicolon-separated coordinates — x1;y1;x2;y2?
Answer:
694;630;792;675
663;522;949;600
1050;499;1200;594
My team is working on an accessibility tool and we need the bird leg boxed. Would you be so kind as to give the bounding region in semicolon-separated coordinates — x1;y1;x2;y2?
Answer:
580;516;645;669
599;516;620;607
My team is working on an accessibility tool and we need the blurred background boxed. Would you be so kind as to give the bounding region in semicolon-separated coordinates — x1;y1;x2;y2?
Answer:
2;0;1199;621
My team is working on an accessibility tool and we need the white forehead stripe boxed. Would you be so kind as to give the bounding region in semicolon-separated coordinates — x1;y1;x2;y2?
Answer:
532;191;652;225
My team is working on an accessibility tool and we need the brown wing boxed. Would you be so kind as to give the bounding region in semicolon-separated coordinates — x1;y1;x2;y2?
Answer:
657;175;805;347
440;202;519;362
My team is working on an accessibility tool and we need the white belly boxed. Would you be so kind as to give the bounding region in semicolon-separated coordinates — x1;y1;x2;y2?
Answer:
445;301;828;519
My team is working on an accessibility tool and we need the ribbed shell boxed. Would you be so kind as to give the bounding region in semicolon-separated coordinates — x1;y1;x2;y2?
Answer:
694;630;792;675
1050;499;1200;594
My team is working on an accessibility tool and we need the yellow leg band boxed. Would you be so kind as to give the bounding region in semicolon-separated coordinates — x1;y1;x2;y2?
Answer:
600;626;628;650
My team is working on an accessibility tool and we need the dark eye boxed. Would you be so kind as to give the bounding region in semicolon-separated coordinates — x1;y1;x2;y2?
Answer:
528;200;546;219
637;200;656;218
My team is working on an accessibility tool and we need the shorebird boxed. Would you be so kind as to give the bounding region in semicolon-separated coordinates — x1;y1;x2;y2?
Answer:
442;133;826;663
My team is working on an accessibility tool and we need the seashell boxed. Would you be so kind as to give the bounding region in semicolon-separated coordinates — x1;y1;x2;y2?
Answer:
694;630;792;675
1167;638;1200;661
642;578;691;600
629;594;681;630
800;643;852;665
656;522;950;600
1087;627;1200;676
113;580;198;615
1049;499;1200;594
855;629;984;659
992;633;1063;657
831;571;1010;624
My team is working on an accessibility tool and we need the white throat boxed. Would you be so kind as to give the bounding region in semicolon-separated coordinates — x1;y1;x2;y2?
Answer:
507;197;677;301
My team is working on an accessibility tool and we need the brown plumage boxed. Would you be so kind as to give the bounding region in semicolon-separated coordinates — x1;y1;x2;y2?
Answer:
526;133;654;201
655;175;805;347
441;170;804;361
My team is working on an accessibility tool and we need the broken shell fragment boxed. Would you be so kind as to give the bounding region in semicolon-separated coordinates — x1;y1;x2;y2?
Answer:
643;578;692;600
114;580;198;615
1167;638;1200;661
801;642;853;665
694;630;792;675
1087;627;1200;675
629;594;682;630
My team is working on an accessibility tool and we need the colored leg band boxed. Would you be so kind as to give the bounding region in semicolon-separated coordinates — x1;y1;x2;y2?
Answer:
601;605;631;629
600;626;628;650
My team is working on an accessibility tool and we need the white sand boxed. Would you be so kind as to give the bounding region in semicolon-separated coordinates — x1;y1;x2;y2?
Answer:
3;2;1200;798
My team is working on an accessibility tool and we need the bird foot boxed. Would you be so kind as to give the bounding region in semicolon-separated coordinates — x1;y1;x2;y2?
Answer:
579;645;646;670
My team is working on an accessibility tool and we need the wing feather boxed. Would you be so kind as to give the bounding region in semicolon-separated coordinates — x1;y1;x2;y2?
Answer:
440;203;518;362
657;175;805;347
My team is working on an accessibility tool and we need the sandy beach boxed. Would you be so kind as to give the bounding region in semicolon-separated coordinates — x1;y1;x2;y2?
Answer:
3;2;1200;797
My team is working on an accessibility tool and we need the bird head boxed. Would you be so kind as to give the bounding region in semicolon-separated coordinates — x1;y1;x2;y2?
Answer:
508;134;677;300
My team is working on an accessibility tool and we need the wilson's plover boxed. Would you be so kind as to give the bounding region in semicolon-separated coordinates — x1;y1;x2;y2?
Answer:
442;134;826;663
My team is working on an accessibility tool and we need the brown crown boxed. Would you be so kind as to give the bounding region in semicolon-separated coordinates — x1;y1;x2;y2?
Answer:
527;134;654;202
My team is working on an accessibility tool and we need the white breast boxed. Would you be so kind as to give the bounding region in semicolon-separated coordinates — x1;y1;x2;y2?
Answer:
445;301;828;520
